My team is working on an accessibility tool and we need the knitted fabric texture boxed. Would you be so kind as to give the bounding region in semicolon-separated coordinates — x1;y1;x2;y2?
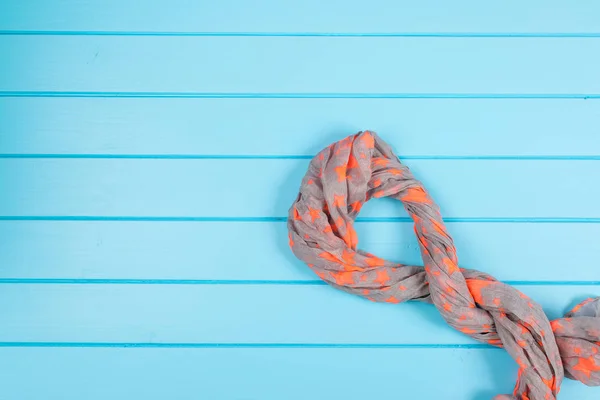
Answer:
287;131;600;400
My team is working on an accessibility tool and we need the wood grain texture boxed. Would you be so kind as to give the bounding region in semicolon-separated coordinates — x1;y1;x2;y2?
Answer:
1;0;599;33
2;36;600;93
0;284;595;344
2;347;597;399
0;221;597;281
1;1;599;398
1;159;599;218
0;348;522;399
1;98;599;156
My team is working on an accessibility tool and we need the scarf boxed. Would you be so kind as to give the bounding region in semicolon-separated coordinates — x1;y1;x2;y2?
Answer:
287;131;600;400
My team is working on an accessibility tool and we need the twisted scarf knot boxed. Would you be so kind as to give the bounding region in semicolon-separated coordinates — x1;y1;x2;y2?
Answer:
287;131;600;399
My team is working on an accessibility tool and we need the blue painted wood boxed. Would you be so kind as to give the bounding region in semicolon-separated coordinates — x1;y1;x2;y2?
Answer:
2;346;598;399
1;37;600;94
1;98;599;156
1;221;598;281
0;284;594;344
1;159;599;218
1;0;599;33
0;348;512;399
1;1;599;398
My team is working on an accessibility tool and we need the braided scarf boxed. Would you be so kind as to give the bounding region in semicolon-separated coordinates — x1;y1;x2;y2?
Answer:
287;131;600;400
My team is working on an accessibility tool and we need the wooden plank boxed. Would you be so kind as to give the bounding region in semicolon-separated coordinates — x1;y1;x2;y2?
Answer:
0;347;509;399
1;36;600;93
1;159;599;218
1;0;599;33
3;347;597;399
1;221;598;281
1;98;599;156
0;284;594;344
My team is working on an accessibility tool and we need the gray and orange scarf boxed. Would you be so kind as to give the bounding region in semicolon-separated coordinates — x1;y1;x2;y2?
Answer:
288;131;600;400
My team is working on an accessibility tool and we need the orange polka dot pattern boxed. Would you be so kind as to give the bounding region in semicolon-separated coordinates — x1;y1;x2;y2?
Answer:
287;131;600;400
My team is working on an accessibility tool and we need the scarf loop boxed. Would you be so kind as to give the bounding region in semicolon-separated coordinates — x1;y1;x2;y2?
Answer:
287;131;600;400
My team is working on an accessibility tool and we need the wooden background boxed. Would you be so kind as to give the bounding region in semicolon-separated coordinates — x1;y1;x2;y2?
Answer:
1;1;599;398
